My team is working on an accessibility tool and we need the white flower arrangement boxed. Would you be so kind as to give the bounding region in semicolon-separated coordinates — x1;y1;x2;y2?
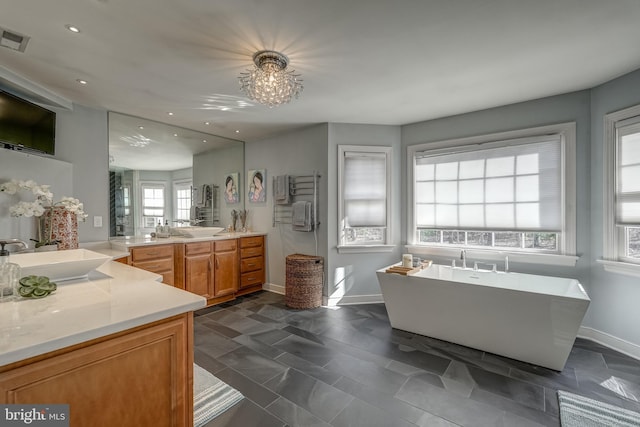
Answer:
1;179;88;247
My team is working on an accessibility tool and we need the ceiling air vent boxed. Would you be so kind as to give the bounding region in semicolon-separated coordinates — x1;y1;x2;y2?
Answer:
0;27;30;53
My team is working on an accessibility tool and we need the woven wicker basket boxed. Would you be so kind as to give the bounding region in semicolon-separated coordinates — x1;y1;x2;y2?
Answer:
285;254;324;309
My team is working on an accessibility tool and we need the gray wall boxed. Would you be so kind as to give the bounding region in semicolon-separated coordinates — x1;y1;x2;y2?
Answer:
589;69;640;346
244;124;329;290
0;104;108;247
326;123;403;303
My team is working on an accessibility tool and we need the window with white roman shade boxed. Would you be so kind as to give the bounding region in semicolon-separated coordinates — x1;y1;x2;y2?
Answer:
601;105;640;275
407;122;577;262
338;145;392;251
615;118;640;226
414;136;562;232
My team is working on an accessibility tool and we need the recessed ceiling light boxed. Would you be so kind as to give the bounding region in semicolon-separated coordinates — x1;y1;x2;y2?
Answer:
173;133;178;137
65;25;80;33
138;126;144;130
235;130;240;133
203;139;207;143
205;122;210;125
167;112;173;116
76;79;87;85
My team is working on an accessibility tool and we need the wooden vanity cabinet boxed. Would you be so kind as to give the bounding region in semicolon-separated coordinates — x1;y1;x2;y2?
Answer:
130;244;174;286
135;235;263;306
182;241;214;299
238;235;265;295
213;239;238;298
0;313;194;427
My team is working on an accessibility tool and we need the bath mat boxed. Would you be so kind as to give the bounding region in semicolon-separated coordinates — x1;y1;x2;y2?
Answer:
557;390;640;426
194;363;244;427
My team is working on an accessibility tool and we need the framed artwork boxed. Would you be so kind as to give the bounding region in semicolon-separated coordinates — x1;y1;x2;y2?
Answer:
248;169;266;203
223;172;240;204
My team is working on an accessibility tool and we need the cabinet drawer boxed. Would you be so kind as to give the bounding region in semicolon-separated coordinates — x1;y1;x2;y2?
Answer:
214;239;237;252
240;256;263;273
133;258;174;274
240;236;264;249
185;241;211;256
240;246;263;259
241;270;264;288
131;245;174;262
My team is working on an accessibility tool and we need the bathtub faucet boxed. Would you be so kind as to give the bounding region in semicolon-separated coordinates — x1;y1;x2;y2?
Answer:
460;249;467;269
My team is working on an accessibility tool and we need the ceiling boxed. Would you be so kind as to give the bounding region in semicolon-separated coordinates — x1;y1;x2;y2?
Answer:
2;0;640;145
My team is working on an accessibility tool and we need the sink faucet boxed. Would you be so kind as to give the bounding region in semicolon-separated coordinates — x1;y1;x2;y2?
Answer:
505;255;509;273
0;239;28;253
460;249;467;269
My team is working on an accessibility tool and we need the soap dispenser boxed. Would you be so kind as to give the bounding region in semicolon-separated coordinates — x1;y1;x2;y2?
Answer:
0;242;20;301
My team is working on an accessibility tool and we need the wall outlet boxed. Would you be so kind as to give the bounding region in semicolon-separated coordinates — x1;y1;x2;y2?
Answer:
93;215;103;227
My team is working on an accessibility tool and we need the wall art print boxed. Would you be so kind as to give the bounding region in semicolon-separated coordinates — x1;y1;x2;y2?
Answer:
224;172;240;204
248;169;266;203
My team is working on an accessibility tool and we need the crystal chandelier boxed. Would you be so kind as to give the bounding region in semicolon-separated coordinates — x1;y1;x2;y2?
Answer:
238;50;303;107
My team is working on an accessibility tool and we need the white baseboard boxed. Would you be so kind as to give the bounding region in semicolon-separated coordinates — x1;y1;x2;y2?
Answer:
323;293;385;307
578;326;640;361
262;283;285;295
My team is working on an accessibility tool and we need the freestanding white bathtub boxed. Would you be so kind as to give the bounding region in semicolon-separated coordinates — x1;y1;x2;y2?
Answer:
376;264;590;371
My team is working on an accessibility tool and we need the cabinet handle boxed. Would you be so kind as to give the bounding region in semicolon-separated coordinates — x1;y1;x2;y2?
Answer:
215;258;219;269
146;251;159;256
208;259;212;271
246;263;256;267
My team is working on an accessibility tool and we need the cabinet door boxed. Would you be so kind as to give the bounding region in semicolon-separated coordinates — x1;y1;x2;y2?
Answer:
0;314;193;427
185;254;213;299
214;251;238;297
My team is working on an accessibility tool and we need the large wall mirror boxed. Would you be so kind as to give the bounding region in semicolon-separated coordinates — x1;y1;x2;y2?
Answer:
108;112;244;237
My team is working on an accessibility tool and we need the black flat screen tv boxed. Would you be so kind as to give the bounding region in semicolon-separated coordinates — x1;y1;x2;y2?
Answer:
0;90;56;155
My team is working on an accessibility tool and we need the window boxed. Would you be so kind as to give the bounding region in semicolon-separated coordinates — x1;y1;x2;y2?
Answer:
141;183;165;228
338;145;392;251
603;104;640;273
408;123;576;263
122;186;131;216
174;180;192;221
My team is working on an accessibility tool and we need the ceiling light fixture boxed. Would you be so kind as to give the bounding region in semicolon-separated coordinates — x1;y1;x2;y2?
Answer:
238;50;303;107
76;79;87;85
167;112;173;116
65;25;80;33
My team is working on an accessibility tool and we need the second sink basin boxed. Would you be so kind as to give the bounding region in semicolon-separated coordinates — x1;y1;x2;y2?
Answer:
172;226;225;238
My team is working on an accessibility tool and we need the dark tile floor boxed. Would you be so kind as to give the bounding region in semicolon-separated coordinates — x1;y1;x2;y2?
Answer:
195;291;640;427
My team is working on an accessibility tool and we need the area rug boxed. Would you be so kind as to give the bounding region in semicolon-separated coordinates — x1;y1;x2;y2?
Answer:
194;363;244;427
558;390;640;426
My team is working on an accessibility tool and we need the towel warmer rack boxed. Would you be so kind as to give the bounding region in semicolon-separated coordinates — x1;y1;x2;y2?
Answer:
272;171;321;230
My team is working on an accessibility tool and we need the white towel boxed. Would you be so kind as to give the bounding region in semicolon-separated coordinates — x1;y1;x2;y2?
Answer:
292;201;307;226
292;201;313;231
275;175;290;204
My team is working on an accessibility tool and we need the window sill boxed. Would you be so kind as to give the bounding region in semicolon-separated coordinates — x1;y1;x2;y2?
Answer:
406;245;579;267
597;259;640;278
337;245;395;254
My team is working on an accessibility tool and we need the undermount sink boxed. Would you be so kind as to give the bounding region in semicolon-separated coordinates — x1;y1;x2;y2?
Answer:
172;226;225;238
11;248;111;282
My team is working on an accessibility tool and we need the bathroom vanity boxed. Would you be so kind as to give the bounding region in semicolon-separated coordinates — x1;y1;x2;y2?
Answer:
110;232;266;306
0;259;206;426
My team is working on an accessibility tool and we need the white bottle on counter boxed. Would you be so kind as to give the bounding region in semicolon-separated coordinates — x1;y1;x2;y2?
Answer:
0;242;20;301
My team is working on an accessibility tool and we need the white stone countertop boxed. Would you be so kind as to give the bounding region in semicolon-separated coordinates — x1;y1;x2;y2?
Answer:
108;231;266;250
0;260;206;367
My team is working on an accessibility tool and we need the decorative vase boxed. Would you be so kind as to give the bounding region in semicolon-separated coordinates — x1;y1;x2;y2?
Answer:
43;207;79;250
35;244;59;252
